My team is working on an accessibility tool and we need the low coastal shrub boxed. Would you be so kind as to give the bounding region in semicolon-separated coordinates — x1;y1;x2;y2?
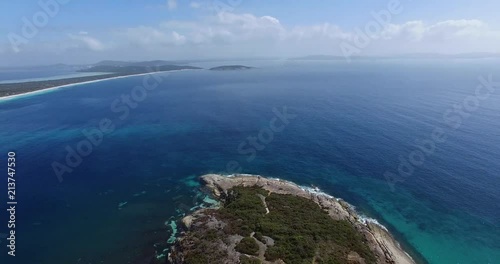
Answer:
235;236;259;255
254;232;264;243
180;217;228;264
218;186;376;264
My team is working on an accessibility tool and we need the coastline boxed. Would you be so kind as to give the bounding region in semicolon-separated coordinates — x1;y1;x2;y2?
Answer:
0;72;111;84
0;69;196;102
169;173;417;264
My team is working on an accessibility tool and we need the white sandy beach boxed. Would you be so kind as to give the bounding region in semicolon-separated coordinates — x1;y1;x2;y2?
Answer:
0;72;110;84
0;69;195;102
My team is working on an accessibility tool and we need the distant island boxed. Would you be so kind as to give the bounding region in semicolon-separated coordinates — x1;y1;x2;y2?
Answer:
166;174;416;264
0;61;254;99
209;65;255;71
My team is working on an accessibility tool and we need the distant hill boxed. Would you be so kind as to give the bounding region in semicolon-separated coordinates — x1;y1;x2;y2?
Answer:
93;60;133;67
128;60;183;67
395;52;500;59
290;55;349;60
93;60;185;67
209;65;254;71
79;64;202;73
291;53;500;60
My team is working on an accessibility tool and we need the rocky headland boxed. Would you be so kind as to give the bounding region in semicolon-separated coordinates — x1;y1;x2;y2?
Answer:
167;174;416;264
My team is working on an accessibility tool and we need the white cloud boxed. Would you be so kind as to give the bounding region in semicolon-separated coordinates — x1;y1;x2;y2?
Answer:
290;23;352;41
355;19;500;55
427;19;489;39
68;33;106;51
115;15;500;57
379;19;495;41
4;13;500;66
380;21;426;41
171;31;186;43
167;0;177;10
119;26;186;46
190;2;201;9
147;13;286;45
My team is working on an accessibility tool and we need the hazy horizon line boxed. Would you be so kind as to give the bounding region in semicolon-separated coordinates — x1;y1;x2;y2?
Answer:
3;52;500;68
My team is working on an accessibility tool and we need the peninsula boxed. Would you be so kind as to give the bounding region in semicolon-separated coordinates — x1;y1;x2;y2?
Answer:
0;62;255;99
167;174;416;264
0;64;202;98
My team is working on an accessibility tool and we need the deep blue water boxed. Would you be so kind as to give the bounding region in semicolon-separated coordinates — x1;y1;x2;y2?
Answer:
0;60;499;263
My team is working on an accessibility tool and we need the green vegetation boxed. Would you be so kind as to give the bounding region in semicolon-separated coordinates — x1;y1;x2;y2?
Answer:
240;255;262;264
254;232;264;243
0;74;118;98
181;223;227;263
176;186;376;264
219;186;376;264
235;236;259;255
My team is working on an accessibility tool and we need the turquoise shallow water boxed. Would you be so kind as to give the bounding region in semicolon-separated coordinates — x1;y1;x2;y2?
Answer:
0;60;499;263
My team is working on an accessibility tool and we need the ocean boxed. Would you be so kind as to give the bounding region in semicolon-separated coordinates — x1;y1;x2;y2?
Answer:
0;60;499;264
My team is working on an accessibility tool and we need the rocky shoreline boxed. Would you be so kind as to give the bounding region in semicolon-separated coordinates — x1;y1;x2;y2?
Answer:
168;174;416;264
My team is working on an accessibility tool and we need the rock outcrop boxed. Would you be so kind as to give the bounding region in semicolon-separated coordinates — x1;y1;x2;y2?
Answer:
168;174;416;264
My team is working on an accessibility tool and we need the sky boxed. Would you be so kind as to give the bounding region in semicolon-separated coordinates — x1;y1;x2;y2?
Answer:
1;0;500;66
